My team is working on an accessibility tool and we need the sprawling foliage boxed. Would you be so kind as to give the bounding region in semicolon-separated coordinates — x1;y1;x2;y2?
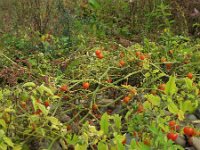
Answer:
0;0;200;149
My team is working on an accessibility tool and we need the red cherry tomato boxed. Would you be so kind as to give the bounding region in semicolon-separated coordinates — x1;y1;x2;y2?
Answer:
83;82;90;89
123;96;130;104
122;138;126;145
119;60;125;67
95;50;101;56
183;127;195;136
97;53;104;59
167;133;178;141
140;55;145;60
158;84;166;91
60;85;68;92
44;101;50;107
169;120;176;127
92;104;98;110
187;73;193;79
135;51;141;57
137;103;144;113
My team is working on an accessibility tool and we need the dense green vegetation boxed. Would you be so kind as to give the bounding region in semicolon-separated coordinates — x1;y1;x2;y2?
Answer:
0;0;200;149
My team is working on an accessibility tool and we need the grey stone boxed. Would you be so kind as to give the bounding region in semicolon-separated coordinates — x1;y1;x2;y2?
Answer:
195;109;200;119
186;114;198;121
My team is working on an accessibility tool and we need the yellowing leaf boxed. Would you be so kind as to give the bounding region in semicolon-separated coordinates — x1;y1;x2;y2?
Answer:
177;110;185;121
145;94;160;106
13;144;22;150
98;142;108;150
46;116;60;126
3;137;14;147
37;103;48;116
168;102;179;114
143;101;152;109
185;78;193;90
0;119;7;129
23;82;36;88
165;76;177;96
180;100;194;113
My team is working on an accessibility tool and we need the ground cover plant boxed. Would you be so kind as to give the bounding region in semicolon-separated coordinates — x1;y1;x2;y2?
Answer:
0;0;200;150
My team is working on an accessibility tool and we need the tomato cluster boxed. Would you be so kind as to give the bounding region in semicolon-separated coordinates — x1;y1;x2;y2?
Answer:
95;50;104;59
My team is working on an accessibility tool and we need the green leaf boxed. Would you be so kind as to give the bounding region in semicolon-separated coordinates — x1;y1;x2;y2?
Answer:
75;144;87;150
167;102;179;114
100;113;110;134
37;103;48;116
46;117;61;126
125;110;132;121
89;0;100;9
185;78;193;90
23;82;36;88
145;94;160;106
158;73;166;78
13;144;22;150
144;72;151;78
37;84;54;96
177;110;185;121
0;119;7;129
31;96;37;111
165;76;177;96
0;143;7;150
112;114;122;131
143;101;152;109
153;69;159;74
3;136;14;147
180;100;196;113
98;142;108;150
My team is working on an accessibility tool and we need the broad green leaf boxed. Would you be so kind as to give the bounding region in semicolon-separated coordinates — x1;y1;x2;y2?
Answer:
185;78;193;90
0;143;7;150
112;114;122;131
98;142;108;150
37;103;48;116
0;119;7;128
37;128;46;136
37;85;53;96
75;144;87;150
158;73;166;78
4;108;15;113
145;94;160;106
116;140;125;150
145;72;151;78
130;140;137;149
180;100;194;113
100;113;110;134
143;101;152;109
125;110;132;121
113;134;125;150
75;133;88;150
3;136;14;147
165;76;177;96
20;92;29;101
51;95;60;99
46;117;61;126
167;102;179;114
153;69;159;74
23;82;36;88
13;144;22;150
